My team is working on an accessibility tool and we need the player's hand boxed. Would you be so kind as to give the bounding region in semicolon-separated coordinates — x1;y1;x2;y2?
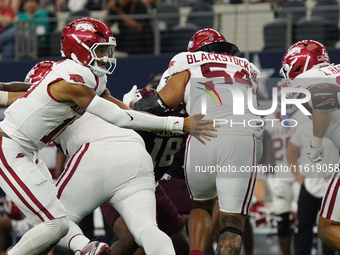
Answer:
184;113;219;145
307;144;324;162
294;173;305;185
123;85;137;107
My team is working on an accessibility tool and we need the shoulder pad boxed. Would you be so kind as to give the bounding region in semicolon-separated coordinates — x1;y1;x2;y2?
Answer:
52;60;97;89
168;52;189;76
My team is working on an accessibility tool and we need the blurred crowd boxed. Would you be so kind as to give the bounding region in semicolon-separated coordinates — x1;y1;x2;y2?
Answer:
0;0;303;61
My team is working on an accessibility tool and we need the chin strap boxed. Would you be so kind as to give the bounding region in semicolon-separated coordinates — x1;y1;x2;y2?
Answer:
89;59;117;77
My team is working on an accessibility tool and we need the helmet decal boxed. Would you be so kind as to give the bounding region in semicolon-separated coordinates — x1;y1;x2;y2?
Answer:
285;46;302;58
75;23;96;32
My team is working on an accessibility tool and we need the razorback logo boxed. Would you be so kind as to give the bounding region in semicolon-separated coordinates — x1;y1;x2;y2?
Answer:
70;74;85;83
285;46;301;58
169;61;175;68
75;23;96;32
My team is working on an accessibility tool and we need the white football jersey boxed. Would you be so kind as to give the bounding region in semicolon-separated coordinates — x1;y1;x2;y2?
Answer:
168;51;261;134
289;121;338;197
265;110;309;168
0;59;107;152
156;69;170;92
291;64;340;149
54;112;144;158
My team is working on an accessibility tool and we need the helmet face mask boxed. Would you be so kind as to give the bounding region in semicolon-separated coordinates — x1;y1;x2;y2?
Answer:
187;28;240;56
61;18;117;77
89;39;117;77
280;40;330;85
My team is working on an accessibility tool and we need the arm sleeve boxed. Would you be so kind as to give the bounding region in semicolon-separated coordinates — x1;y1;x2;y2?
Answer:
86;95;184;132
134;93;170;115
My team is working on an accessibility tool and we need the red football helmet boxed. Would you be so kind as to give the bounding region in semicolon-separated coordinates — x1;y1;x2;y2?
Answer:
249;202;271;228
25;60;54;84
187;28;240;56
280;40;330;83
61;17;117;77
4;196;25;220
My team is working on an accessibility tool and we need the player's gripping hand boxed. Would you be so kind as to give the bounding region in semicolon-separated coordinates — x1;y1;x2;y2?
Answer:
307;144;324;162
123;85;137;106
184;113;219;145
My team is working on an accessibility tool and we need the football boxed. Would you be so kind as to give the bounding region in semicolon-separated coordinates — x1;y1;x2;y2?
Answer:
308;83;340;112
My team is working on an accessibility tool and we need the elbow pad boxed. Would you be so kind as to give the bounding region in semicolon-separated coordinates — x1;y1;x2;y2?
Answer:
134;93;170;115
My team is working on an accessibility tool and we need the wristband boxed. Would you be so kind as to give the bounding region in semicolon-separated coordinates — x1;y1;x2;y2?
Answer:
0;91;9;106
311;136;323;147
165;117;184;132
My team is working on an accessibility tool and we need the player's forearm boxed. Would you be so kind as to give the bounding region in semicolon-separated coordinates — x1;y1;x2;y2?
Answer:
288;161;299;177
0;82;31;92
0;91;24;106
254;179;266;204
287;143;305;183
86;95;184;132
312;109;332;139
133;93;170;115
101;94;132;110
286;143;299;177
103;94;156;116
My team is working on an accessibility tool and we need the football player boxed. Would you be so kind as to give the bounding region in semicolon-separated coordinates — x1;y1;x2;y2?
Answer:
264;80;309;255
11;62;188;255
0;17;217;255
145;72;192;220
124;28;262;255
53;112;181;255
287;121;337;255
279;40;340;251
99;77;190;255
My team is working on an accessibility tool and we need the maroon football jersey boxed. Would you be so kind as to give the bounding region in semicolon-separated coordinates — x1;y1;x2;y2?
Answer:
136;88;188;181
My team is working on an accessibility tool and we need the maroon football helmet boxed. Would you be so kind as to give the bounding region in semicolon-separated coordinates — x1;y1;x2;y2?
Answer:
61;17;117;77
25;60;54;84
280;40;330;83
187;28;240;56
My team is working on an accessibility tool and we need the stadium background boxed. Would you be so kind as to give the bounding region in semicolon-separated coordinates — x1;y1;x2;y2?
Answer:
0;0;340;254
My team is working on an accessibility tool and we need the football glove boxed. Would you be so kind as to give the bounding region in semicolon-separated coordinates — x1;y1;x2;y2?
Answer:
307;144;324;163
123;85;138;106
